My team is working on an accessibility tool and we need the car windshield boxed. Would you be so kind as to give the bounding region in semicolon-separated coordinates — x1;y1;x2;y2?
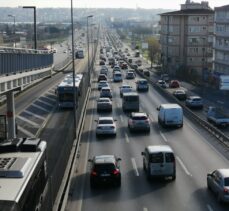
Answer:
99;119;113;124
99;99;109;103
224;177;229;186
139;81;147;84
94;163;116;173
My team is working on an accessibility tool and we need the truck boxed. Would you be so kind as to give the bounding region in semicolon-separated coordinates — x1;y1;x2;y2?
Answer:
206;106;229;128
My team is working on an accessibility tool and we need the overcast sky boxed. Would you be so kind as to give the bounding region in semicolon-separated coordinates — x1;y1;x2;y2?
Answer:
0;0;228;9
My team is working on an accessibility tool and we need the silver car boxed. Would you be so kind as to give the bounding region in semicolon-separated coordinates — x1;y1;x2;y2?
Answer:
97;97;112;112
207;169;229;203
186;96;203;109
128;112;150;132
96;117;117;137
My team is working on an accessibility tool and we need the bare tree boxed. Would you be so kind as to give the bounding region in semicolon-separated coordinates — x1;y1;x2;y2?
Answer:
147;37;160;68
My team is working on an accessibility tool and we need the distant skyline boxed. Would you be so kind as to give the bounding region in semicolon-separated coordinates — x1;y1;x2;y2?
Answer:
0;0;228;9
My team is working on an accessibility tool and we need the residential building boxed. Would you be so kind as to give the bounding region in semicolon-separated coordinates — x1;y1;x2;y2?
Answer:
213;5;229;78
160;0;214;81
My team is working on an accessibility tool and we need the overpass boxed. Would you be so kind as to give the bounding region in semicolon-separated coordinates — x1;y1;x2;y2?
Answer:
0;47;54;139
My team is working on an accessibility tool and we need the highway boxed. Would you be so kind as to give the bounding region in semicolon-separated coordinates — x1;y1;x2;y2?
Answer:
66;54;229;211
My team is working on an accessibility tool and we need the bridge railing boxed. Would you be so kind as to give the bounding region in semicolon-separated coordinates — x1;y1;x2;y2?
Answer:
0;47;53;76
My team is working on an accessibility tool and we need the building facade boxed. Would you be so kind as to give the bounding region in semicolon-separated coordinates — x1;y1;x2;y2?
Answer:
160;0;214;81
213;5;229;77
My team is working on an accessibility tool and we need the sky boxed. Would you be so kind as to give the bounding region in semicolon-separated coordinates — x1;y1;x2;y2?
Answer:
0;0;228;9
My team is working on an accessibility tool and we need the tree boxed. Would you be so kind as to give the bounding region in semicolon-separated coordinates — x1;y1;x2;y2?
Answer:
147;37;160;68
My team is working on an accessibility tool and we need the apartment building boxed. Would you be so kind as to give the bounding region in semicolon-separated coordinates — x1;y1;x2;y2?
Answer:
213;5;229;78
160;0;214;81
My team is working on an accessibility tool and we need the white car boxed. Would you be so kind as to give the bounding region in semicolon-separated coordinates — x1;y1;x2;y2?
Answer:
96;117;117;137
120;84;132;97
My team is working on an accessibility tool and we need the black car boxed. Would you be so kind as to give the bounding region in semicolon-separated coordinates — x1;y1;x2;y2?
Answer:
88;155;121;188
143;70;150;77
99;60;105;65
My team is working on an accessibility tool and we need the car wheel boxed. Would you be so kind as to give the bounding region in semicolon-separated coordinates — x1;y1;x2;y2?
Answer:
171;173;176;181
96;134;100;138
90;181;96;189
217;193;222;203
143;161;146;171
207;181;211;190
116;180;121;187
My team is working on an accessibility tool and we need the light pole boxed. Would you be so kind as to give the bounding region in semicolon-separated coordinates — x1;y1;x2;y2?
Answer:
22;6;37;49
71;0;77;137
8;14;16;47
87;15;93;86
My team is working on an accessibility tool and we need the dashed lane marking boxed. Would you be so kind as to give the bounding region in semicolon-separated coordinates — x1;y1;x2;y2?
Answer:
176;156;192;177
23;109;46;121
160;131;168;142
125;132;130;143
17;115;40;128
131;158;139;176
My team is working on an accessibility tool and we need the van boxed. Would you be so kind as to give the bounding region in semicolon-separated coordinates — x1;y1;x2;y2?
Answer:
122;92;139;112
157;104;183;128
141;145;176;180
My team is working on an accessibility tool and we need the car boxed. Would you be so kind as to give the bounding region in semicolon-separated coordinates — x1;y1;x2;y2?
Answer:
141;145;176;180
135;59;142;66
113;65;121;72
143;69;150;77
169;80;180;88
132;64;138;70
126;71;135;79
88;155;121;188
128;58;133;64
173;90;187;100
95;117;117;137
100;87;112;98
97;97;112;112
207;169;229;203
98;80;109;90
185;96;203;109
138;68;144;73
121;63;128;69
128;112;150;132
136;79;149;92
99;60;105;65
97;74;107;82
101;65;108;72
113;72;123;82
160;74;170;82
157;80;167;88
120;84;132;97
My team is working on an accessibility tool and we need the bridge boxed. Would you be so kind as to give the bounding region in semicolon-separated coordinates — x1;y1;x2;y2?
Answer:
0;47;54;139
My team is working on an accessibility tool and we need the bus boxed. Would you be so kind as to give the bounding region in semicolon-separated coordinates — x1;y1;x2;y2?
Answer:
56;74;83;108
122;92;139;112
0;138;48;211
75;49;84;59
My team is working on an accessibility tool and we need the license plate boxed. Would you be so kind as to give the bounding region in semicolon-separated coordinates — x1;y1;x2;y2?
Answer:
101;173;110;177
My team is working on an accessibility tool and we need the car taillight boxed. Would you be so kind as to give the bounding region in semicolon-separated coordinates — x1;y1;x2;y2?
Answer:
224;188;229;194
145;119;150;123
91;170;97;176
113;169;120;175
110;126;115;129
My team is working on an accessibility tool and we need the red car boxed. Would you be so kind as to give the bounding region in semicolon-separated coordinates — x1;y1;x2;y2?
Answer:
169;80;180;88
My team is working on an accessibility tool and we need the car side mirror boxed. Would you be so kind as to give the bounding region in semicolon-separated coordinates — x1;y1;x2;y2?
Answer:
114;119;117;122
207;173;212;177
117;158;122;161
88;159;93;162
156;107;159;111
141;152;145;156
94;120;98;122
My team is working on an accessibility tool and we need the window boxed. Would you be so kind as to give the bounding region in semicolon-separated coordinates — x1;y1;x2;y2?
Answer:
149;153;164;163
165;153;175;162
224;177;229;186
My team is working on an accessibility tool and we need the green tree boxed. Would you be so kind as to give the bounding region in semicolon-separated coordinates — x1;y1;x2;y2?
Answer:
147;37;160;68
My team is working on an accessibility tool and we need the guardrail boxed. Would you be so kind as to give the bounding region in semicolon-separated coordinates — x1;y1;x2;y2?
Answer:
0;47;53;76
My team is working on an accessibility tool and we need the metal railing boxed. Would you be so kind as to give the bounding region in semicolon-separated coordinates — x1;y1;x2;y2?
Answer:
0;47;53;76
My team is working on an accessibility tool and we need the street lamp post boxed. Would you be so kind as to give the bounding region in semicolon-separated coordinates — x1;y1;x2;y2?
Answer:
71;0;77;137
87;15;93;86
22;6;37;49
8;15;16;47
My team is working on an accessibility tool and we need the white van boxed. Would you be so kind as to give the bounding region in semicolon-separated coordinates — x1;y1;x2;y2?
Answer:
141;145;176;180
157;104;183;128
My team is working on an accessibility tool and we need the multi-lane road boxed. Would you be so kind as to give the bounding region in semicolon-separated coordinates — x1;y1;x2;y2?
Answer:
66;54;229;211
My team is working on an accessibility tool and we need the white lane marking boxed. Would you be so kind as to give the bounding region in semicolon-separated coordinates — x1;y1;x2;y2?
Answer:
23;109;46;120
120;115;124;122
176;156;192;177
48;90;55;95
17;115;40;128
131;158;139;176
160;131;168;142
37;99;54;107
143;208;148;211
125;132;130;143
32;104;50;112
77;86;95;210
149;115;155;122
42;95;56;103
17;125;35;137
206;204;213;211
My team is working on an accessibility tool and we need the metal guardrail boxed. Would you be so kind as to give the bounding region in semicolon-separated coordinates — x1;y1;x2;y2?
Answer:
0;47;53;76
